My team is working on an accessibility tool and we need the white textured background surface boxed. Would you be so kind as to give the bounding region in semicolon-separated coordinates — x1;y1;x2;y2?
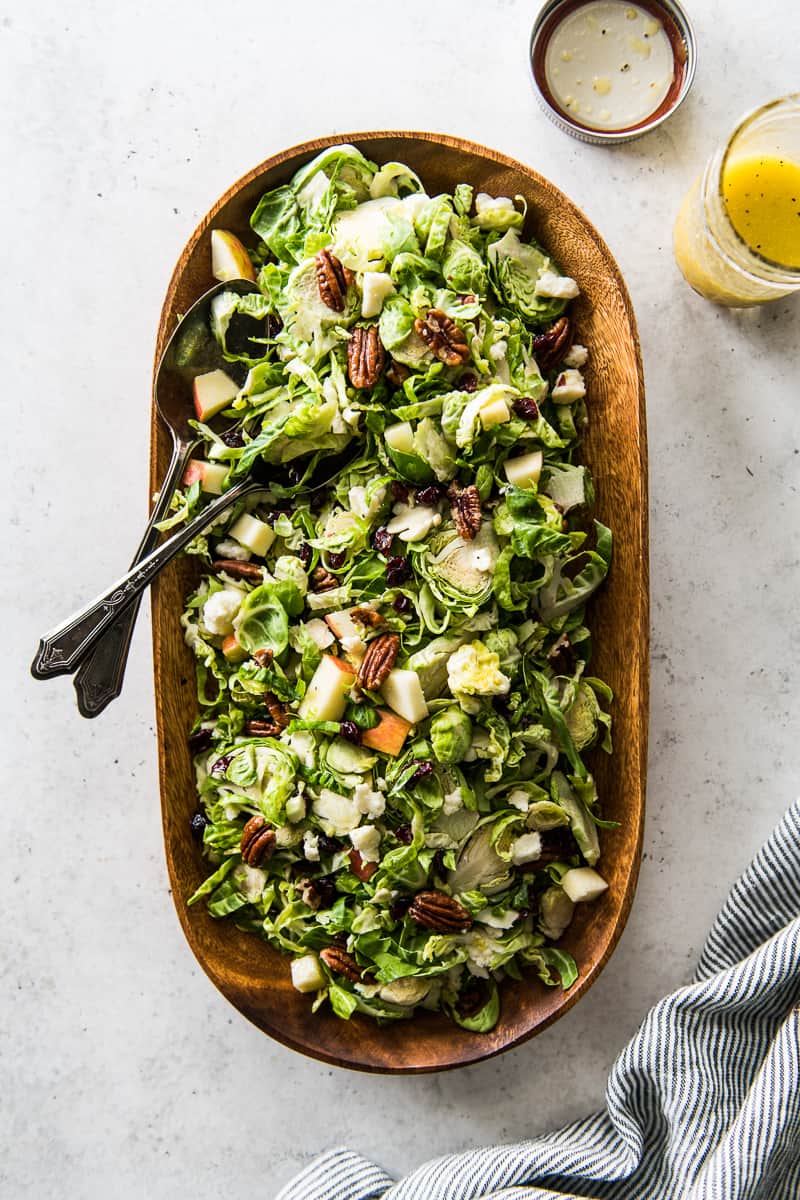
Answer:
2;1;799;1196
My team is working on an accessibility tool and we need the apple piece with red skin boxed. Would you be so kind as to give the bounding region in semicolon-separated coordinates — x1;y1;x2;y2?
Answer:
193;368;239;422
211;229;256;282
349;849;378;881
361;708;412;757
221;633;248;663
298;654;356;722
182;458;228;496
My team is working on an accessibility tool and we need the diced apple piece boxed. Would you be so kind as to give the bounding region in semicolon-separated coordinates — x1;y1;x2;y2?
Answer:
211;229;256;283
362;708;412;756
228;513;275;557
221;632;248;663
504;450;543;490
298;654;356;722
182;458;229;495
380;668;428;725
479;397;511;429
324;609;363;643
291;954;327;993
385;421;415;455
361;271;395;318
193;368;240;421
561;867;609;904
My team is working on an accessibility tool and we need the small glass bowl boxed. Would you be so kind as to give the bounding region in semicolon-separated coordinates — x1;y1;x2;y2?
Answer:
529;0;697;145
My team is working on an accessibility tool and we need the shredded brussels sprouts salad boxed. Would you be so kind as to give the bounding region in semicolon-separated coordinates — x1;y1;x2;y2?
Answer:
174;144;614;1032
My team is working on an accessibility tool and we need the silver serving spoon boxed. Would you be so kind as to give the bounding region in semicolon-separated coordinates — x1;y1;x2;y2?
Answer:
33;278;261;703
30;439;357;689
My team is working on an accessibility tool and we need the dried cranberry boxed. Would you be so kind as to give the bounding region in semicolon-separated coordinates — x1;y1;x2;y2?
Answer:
327;550;346;570
416;484;444;507
395;824;414;845
513;396;540;420
389;895;413;922
393;593;412;614
547;634;578;675
372;527;394;556
385;556;410;586
189;811;208;841
457;980;489;1018
339;720;362;745
187;727;212;754
408;760;434;786
312;874;338;909
297;543;312;567
431;849;447;877
220;428;245;448
391;480;410;503
458;372;478;392
316;834;342;859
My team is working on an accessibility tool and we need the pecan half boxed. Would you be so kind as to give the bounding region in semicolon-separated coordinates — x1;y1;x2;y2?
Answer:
263;691;290;729
211;559;263;581
356;632;400;691
253;648;274;669
350;606;385;629
408;890;473;932
243;719;282;738
414;309;470;366
240;815;276;867
385;357;410;388
347;325;386;389
315;249;353;312
449;483;482;541
311;565;340;592
320;946;368;983
533;315;572;373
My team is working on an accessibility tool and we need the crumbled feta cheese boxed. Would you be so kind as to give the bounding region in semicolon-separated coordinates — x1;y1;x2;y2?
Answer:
511;831;543;865
534;270;580;300
313;788;361;836
507;788;530;813
489;339;507;362
442;787;464;816
461;929;497;977
303;831;320;862
214;537;251;562
349;824;381;863
476;907;519;930
563;343;589;368
386;502;441;542
302;618;335;650
202;588;242;636
551;368;586;404
353;781;386;819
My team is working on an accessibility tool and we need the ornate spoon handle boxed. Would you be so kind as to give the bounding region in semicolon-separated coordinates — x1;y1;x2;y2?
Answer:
31;476;256;679
71;435;196;717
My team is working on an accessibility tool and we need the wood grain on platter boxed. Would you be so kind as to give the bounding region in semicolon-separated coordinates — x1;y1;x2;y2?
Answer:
150;132;648;1073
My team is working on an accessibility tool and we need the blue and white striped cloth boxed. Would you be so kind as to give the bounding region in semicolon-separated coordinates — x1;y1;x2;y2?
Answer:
278;799;800;1200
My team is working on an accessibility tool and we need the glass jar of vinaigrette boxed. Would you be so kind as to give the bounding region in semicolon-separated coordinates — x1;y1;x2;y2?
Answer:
674;94;800;305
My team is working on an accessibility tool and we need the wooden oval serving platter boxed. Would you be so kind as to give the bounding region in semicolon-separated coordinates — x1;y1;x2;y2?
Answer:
151;131;648;1073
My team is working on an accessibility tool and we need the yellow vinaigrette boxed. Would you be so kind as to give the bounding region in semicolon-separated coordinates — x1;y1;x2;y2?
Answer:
722;155;800;268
